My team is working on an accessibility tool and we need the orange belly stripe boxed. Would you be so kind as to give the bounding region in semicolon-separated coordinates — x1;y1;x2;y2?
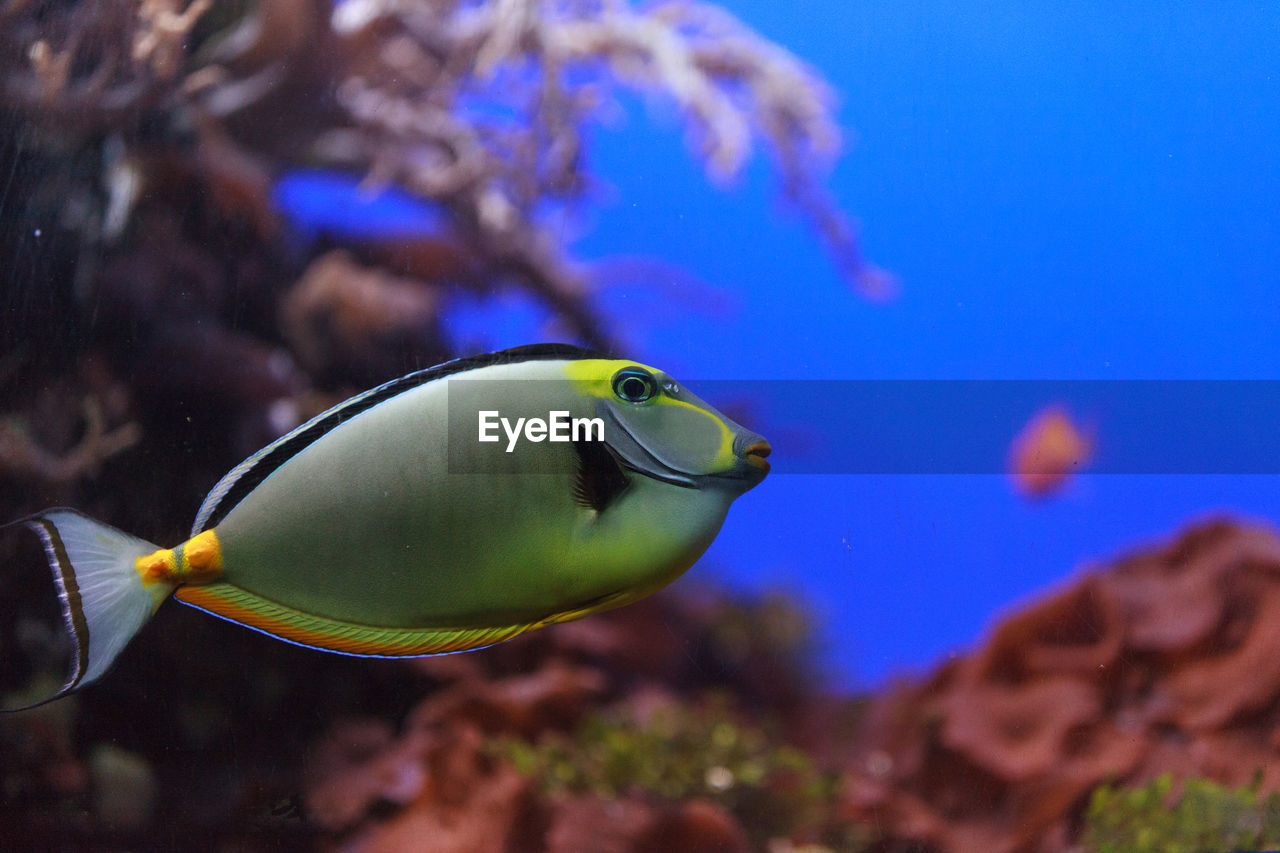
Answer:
174;584;535;657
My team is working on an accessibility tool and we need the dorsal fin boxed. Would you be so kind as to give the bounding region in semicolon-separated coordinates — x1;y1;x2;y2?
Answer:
193;343;606;534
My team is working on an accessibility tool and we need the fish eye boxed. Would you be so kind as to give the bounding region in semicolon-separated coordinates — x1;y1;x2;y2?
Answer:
612;368;657;403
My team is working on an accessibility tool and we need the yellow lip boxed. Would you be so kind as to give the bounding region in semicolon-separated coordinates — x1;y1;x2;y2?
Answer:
744;440;772;474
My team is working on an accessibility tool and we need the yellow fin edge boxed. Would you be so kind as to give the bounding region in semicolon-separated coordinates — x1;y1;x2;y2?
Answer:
533;589;637;627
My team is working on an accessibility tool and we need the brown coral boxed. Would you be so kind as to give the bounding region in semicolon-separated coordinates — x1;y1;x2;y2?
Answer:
283;587;841;850
844;520;1280;853
280;250;449;386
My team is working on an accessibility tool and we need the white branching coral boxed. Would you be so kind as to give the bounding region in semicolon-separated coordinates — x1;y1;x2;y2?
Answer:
334;0;839;183
132;0;212;78
1;0;212;125
314;0;888;299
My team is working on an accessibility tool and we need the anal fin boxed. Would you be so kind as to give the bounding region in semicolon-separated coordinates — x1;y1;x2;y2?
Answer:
175;583;537;657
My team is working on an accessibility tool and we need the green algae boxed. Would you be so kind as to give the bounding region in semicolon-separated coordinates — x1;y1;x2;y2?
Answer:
492;693;854;847
1083;773;1280;853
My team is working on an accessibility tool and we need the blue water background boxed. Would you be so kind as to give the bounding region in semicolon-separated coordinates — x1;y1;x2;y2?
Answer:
277;2;1280;690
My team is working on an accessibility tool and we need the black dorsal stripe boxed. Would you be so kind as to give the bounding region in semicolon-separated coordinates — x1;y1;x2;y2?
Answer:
199;344;606;531
29;516;90;694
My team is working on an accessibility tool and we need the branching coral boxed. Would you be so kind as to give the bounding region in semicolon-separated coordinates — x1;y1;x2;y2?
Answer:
0;0;884;496
314;0;891;304
0;399;139;484
0;5;876;846
0;0;208;131
2;0;884;355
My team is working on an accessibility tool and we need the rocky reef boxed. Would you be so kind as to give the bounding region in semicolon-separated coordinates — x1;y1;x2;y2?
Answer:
845;520;1280;853
8;516;1280;850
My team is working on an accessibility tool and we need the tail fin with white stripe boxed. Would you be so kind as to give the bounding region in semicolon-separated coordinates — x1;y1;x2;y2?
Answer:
4;509;171;710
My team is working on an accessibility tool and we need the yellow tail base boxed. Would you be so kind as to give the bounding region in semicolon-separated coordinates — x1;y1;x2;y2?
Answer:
135;529;224;586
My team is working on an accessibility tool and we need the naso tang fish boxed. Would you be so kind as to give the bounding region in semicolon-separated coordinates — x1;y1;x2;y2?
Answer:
3;344;770;709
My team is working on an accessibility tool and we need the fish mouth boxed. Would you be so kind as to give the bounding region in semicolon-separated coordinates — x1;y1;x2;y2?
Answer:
743;440;772;475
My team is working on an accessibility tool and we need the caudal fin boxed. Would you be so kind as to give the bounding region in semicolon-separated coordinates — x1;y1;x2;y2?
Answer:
4;509;170;710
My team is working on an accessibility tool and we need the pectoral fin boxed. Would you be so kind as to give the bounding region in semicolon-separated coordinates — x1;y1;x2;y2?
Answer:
572;438;630;513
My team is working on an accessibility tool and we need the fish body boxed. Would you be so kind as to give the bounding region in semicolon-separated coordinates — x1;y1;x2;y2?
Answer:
5;345;770;707
1008;405;1092;498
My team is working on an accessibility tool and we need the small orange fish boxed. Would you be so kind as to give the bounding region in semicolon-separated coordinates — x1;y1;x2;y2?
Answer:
1009;406;1092;498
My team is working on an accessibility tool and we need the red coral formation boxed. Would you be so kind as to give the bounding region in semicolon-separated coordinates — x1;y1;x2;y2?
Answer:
845;520;1280;853
7;494;1280;851
1;579;831;848
294;591;823;851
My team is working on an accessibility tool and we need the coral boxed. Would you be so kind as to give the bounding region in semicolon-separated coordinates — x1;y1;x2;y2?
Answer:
269;522;1280;852
0;2;886;849
0;0;208;132
0;396;139;485
493;694;839;841
0;0;882;373
0;575;854;848
295;592;852;850
314;722;536;851
843;520;1280;853
0;0;882;531
280;249;449;386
